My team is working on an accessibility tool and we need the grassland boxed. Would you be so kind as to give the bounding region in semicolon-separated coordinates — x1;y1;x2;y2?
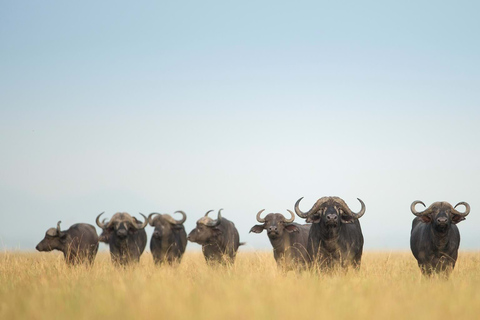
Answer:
1;251;480;320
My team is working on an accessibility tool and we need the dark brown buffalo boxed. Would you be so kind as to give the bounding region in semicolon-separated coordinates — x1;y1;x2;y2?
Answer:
410;200;470;276
187;209;242;265
95;212;148;265
250;209;310;269
295;196;365;270
148;211;188;265
36;221;99;265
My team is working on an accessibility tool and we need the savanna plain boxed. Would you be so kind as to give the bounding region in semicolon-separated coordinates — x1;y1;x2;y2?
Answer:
1;251;480;320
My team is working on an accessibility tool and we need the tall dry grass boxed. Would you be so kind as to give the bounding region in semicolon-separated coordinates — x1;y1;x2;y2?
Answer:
1;251;480;320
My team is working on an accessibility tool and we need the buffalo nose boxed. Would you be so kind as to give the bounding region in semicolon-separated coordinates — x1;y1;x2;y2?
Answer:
326;214;338;221
268;226;278;232
153;231;161;238
437;217;448;224
117;229;128;237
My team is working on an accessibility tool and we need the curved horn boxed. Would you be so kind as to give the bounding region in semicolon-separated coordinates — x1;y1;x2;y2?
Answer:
204;210;214;217
453;202;470;217
294;197;309;218
148;212;160;226
206;209;222;227
410;200;427;216
215;208;223;226
134;213;149;229
56;221;62;235
256;209;266;223
174;210;187;224
285;209;295;223
295;197;328;219
348;198;366;219
96;212;106;229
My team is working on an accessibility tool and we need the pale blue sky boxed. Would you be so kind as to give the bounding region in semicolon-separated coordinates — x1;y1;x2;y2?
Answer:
1;1;479;251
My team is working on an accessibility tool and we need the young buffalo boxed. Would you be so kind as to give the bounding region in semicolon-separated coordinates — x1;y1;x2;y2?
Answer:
36;221;99;265
250;209;310;269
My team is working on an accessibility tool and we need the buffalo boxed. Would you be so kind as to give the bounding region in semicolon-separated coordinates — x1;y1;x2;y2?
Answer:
36;221;99;265
295;196;366;270
187;209;242;265
410;200;470;276
250;209;310;269
95;212;148;265
148;211;188;265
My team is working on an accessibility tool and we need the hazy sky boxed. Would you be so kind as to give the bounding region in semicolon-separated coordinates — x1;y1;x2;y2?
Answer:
1;1;479;251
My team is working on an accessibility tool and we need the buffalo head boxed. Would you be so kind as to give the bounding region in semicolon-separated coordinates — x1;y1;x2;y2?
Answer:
187;209;222;244
96;212;148;240
294;196;365;227
36;221;66;252
148;211;187;239
249;209;298;239
411;201;470;232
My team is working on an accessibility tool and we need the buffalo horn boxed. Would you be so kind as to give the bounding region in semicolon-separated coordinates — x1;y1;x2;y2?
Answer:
96;212;106;229
294;197;309;218
148;212;160;226
285;210;295;223
294;197;329;219
134;213;149;229
453;202;470;217
256;209;266;223
206;209;222;227
410;200;428;216
56;221;62;235
174;210;187;224
204;209;214;217
347;198;366;219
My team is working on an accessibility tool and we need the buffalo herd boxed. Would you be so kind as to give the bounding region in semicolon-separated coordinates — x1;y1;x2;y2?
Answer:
35;197;471;276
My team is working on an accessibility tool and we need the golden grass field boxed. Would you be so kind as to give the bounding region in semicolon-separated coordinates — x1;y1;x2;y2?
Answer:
1;251;480;320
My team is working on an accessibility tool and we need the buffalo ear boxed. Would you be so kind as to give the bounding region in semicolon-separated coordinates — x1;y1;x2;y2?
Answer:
306;215;321;224
212;227;223;236
284;224;299;233
172;224;184;230
249;225;264;233
452;215;466;224
341;215;355;224
420;215;432;223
